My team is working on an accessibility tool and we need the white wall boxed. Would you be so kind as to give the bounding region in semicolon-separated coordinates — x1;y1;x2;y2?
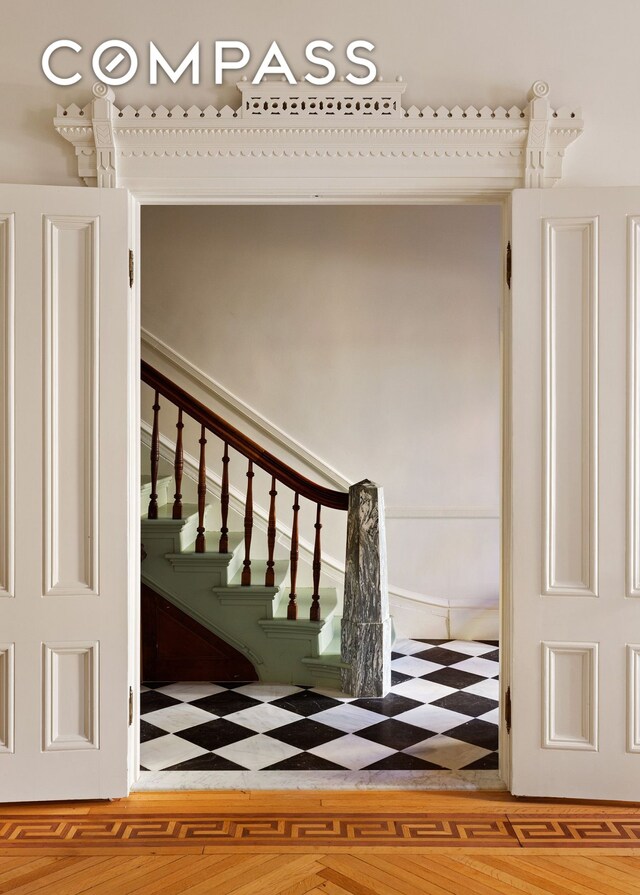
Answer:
141;204;501;605
1;0;640;187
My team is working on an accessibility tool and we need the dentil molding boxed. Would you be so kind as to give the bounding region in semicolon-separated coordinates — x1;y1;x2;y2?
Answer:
54;79;583;194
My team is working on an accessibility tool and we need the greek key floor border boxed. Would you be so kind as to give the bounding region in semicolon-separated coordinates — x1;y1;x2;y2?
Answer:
2;813;640;849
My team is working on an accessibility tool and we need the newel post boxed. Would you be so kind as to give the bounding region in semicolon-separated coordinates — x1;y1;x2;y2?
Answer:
341;480;392;697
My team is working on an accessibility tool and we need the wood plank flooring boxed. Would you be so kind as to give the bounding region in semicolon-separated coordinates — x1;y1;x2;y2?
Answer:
2;792;640;893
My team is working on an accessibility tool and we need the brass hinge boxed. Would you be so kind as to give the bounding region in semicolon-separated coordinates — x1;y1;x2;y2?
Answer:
129;249;134;288
128;686;134;726
505;685;512;734
506;241;512;290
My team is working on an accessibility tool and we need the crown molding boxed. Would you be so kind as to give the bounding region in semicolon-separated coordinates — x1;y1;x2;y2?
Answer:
54;79;582;194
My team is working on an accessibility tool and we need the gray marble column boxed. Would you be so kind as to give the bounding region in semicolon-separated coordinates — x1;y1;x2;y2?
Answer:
341;480;391;697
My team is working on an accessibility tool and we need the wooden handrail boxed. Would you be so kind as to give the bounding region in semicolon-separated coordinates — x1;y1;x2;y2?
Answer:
141;361;349;511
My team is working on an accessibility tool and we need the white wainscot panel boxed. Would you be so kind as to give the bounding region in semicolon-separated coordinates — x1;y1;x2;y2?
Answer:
43;642;99;751
0;214;14;598
44;216;99;596
543;219;598;596
628;218;640;597
0;644;14;753
627;645;640;753
542;641;598;750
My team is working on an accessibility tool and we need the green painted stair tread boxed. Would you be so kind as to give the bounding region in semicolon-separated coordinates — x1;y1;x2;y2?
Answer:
176;530;244;556
271;587;338;622
141;502;199;523
225;559;290;589
140;475;173;513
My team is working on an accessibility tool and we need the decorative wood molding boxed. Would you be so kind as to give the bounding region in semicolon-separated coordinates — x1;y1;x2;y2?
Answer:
54;80;583;193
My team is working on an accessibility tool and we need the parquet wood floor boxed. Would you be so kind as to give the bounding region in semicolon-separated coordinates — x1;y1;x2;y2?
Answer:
2;793;640;893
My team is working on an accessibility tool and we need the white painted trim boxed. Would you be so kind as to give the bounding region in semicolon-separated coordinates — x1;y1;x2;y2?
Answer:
627;644;640;753
54;80;583;194
43;216;100;597
141;328;352;491
0;643;14;753
628;218;640;597
43;641;100;752
0;215;14;600
542;641;599;751
386;506;499;519
542;218;598;597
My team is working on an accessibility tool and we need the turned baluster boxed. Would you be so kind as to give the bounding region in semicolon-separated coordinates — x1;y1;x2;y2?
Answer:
241;460;254;585
287;494;300;620
219;442;230;553
148;390;160;519
172;408;184;519
265;477;277;586
195;425;207;553
310;503;322;621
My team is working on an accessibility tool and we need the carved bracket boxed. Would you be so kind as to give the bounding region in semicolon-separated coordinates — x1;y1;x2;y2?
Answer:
54;79;582;193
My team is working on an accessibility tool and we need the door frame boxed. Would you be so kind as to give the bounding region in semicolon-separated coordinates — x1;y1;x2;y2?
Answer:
127;187;513;789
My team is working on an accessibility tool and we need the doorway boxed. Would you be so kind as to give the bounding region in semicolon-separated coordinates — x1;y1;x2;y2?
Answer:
136;203;504;786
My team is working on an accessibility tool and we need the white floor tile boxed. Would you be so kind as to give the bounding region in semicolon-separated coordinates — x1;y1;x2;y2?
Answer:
141;703;215;733
390;655;442;677
213;734;300;770
403;735;491;770
392;704;471;734
232;683;304;702
451;657;500;678
140;734;208;771
155;682;226;702
224;703;302;733
440;640;497;656
391;678;457;704
392;639;432;656
308;735;396;770
463;678;500;700
310;704;384;733
477;707;500;725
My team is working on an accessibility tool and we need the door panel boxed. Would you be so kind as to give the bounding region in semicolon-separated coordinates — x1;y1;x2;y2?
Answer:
510;188;640;799
0;184;130;801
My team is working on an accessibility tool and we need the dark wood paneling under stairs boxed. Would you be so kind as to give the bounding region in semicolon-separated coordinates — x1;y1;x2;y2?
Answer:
141;583;258;682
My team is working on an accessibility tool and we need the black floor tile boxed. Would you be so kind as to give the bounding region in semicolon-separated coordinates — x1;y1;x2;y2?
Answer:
269;690;343;717
430;692;499;718
364;753;443;770
391;671;413;686
190;691;262;717
263;753;347;771
411;647;470;666
446;719;499;751
140;690;182;714
141;681;176;689
350;693;422;717
266;719;344;750
461;751;499;770
356;719;435;750
421;667;485;690
177;719;256;750
139;720;166;743
166;753;247;771
482;649;500;662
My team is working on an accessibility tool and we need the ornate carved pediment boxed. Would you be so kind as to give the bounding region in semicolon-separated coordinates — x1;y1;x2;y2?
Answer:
54;79;582;193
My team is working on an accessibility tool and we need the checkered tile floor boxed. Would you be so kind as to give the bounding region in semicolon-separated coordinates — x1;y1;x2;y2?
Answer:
140;639;499;772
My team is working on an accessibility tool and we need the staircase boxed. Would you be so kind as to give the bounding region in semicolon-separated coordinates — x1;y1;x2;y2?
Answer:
141;473;346;689
140;361;391;697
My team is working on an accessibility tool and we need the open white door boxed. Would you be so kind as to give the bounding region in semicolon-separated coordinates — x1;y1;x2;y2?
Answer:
510;187;640;799
0;185;131;801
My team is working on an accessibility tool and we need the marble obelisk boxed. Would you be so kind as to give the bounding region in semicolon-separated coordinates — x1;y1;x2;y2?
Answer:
341;479;392;697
